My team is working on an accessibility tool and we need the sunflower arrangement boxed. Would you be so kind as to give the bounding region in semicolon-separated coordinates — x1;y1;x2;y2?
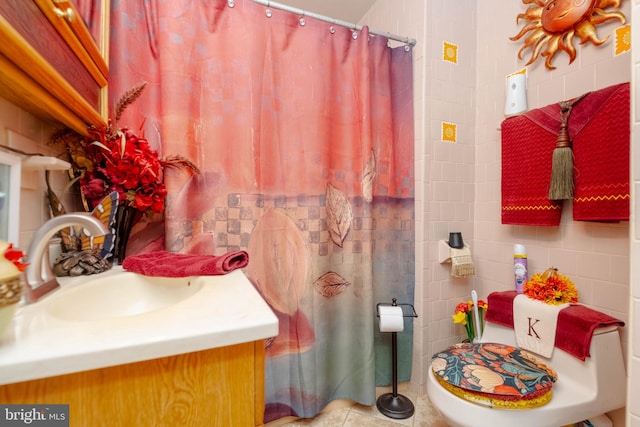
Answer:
523;267;578;305
452;299;488;342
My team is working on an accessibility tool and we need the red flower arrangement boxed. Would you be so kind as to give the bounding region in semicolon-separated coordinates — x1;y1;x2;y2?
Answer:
80;126;169;213
452;299;488;342
52;82;199;214
4;243;28;272
523;267;578;305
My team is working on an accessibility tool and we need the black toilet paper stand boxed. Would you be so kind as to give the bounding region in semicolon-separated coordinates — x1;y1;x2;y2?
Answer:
375;298;418;419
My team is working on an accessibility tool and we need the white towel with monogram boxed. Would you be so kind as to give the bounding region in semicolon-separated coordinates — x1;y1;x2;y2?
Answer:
513;294;569;358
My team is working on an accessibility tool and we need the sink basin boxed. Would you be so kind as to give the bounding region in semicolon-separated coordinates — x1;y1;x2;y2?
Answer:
44;271;204;321
0;266;279;386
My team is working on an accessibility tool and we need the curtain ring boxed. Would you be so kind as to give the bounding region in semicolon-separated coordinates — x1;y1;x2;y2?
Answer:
352;29;358;40
266;1;272;18
228;0;234;7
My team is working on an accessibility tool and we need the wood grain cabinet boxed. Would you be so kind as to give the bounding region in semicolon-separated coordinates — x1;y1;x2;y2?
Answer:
0;341;267;427
0;0;109;135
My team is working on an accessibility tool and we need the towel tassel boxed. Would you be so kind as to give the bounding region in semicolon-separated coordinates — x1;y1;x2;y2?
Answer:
548;121;573;200
548;94;587;201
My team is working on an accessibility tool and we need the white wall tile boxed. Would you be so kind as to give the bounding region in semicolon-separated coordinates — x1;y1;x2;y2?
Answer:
0;101;61;250
632;357;640;418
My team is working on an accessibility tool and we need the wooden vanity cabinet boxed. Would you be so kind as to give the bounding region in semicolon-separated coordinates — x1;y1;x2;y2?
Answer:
0;0;109;135
0;341;267;427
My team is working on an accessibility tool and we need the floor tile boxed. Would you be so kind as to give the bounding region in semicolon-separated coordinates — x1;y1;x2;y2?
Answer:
277;393;449;427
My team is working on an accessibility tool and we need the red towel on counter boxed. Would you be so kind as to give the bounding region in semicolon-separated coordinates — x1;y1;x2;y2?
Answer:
501;82;630;225
485;291;624;360
122;250;249;277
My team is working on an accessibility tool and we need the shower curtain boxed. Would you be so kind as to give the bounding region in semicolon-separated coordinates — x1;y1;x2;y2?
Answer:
109;0;414;421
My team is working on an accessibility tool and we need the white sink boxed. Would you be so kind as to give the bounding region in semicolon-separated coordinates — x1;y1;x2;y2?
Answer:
44;271;204;321
0;267;278;386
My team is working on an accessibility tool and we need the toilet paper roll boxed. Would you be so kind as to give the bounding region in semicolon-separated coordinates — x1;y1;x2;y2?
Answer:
378;305;404;332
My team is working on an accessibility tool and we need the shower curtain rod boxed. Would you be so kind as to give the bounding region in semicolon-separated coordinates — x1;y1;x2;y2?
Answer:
246;0;417;47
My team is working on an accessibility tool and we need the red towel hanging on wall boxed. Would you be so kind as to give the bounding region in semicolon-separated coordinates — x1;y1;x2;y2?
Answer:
572;83;629;221
501;82;630;225
501;113;562;226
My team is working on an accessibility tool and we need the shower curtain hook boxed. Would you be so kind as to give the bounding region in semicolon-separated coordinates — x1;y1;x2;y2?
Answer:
227;0;234;7
265;0;272;18
328;18;337;34
299;11;306;27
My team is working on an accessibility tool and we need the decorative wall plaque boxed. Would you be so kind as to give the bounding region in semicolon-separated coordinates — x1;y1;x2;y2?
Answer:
510;0;626;70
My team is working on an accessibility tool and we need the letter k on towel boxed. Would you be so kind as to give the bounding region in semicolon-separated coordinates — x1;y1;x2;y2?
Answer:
513;294;569;358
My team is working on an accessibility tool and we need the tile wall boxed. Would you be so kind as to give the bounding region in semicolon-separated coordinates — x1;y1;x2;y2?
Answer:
364;1;633;424
474;3;631;424
360;0;427;396
0;97;69;252
630;0;640;425
2;0;636;423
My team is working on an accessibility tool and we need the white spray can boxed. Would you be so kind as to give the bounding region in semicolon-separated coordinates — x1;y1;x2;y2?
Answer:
514;244;528;294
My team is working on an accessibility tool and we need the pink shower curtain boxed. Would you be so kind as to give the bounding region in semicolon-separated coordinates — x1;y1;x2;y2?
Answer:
109;0;414;421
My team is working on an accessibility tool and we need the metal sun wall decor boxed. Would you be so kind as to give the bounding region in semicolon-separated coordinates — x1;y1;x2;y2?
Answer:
510;0;626;70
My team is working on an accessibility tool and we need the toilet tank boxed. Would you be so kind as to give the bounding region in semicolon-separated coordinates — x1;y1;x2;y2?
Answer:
480;321;626;411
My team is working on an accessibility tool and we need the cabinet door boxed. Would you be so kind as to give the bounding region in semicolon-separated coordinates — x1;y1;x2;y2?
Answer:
0;0;108;134
0;342;266;427
37;0;110;117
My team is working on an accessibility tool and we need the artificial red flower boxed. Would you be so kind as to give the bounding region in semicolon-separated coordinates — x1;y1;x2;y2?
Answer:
53;82;199;219
78;127;172;214
4;243;28;272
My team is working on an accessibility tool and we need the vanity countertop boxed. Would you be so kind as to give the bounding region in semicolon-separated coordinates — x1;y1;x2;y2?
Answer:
0;267;278;385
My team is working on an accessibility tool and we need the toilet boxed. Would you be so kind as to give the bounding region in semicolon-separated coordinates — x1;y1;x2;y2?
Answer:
427;310;626;427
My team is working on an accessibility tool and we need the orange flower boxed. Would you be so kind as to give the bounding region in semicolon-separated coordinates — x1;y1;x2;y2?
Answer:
455;302;469;313
523;268;578;305
452;298;488;342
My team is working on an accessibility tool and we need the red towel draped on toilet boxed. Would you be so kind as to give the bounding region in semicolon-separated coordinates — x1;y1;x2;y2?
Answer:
484;291;624;361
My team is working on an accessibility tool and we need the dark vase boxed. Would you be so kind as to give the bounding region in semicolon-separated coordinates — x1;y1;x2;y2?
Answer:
112;205;138;264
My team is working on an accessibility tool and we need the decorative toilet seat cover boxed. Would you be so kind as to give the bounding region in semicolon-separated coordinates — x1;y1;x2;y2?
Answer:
431;343;558;409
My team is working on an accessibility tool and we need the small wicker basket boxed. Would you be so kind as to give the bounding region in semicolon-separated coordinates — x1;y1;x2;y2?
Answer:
0;275;22;308
0;241;24;337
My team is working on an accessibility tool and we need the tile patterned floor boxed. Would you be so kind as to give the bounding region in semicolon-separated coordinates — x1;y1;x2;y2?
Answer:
270;390;449;427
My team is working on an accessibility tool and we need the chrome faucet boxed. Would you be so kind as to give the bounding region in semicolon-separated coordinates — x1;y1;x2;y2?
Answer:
24;213;109;303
